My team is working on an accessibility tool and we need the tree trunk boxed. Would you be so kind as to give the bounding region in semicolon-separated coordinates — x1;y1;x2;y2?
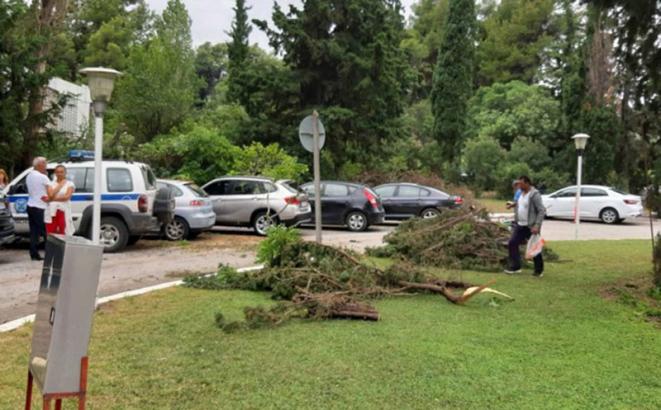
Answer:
22;0;68;169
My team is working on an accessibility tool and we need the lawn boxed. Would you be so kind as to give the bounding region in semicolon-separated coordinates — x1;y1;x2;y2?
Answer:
1;241;659;409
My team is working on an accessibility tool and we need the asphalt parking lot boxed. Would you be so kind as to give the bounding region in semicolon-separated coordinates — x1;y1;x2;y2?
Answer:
1;217;658;325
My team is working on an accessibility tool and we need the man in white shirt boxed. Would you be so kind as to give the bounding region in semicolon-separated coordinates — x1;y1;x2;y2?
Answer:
26;157;50;261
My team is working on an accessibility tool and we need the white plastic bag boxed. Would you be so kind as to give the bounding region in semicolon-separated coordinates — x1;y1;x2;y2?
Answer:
525;234;545;260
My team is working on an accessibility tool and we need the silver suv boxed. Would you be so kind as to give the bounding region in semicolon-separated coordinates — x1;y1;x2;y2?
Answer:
202;177;311;235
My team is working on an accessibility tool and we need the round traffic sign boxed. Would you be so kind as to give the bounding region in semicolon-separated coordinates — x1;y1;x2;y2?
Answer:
298;115;326;153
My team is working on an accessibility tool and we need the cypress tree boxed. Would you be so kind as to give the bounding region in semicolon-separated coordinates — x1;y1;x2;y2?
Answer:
430;0;476;164
227;0;251;104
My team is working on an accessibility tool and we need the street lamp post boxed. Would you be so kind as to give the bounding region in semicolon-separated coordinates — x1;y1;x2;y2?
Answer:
79;68;121;245
572;133;590;240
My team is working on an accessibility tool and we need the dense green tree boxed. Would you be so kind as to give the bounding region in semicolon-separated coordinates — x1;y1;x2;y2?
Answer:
195;42;228;102
467;81;560;149
430;0;476;165
114;0;199;142
508;137;551;171
477;0;555;85
257;0;411;176
227;0;252;105
401;0;449;100
462;134;506;193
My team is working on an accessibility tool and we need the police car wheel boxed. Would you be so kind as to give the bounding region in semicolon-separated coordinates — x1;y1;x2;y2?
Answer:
98;216;129;253
164;217;189;241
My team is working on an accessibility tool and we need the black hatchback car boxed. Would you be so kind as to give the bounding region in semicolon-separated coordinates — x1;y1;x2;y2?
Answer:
0;193;15;246
373;183;463;220
300;181;385;231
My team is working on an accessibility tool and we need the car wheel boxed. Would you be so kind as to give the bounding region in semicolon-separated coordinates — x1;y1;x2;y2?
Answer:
98;216;129;253
346;211;368;232
420;208;441;219
599;207;619;224
164;217;190;241
253;211;278;236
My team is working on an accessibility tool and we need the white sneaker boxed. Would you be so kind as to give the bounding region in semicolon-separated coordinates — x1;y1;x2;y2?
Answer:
504;269;522;275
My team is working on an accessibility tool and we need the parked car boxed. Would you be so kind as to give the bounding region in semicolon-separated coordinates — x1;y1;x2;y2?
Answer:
542;185;643;224
0;192;15;247
3;152;174;252
300;181;385;232
156;180;216;241
202;176;311;235
373;183;463;220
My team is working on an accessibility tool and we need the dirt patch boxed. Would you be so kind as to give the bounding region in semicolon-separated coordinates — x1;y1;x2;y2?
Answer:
600;275;661;326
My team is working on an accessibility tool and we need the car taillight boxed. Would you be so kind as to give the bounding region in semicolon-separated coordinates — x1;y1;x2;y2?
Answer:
285;196;301;206
190;199;204;207
138;194;148;213
364;189;379;210
454;196;463;205
624;199;638;205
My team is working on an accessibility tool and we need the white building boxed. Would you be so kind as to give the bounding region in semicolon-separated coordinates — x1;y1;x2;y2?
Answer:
46;77;91;138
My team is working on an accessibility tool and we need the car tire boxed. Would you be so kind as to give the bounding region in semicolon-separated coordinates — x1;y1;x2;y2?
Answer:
599;207;619;224
98;216;129;253
420;208;441;219
164;217;190;241
345;211;368;232
252;211;278;236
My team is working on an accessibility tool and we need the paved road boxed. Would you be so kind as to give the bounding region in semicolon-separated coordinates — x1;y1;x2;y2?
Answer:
1;217;657;324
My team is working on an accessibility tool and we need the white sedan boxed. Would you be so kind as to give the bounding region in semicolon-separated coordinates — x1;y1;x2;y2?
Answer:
542;185;643;224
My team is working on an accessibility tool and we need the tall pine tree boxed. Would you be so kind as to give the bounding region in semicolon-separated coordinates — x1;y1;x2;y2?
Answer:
430;0;476;164
226;0;251;105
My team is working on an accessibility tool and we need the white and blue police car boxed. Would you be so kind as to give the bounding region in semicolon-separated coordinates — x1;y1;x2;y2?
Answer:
2;151;174;252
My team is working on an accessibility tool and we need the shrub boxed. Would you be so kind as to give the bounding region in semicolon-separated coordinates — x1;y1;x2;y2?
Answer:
256;225;302;267
462;135;507;195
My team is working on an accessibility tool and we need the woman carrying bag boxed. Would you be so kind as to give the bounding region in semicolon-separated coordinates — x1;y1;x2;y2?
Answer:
45;165;75;236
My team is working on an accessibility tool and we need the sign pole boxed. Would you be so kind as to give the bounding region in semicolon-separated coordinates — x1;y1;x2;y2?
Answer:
574;153;583;240
92;105;104;245
312;110;322;244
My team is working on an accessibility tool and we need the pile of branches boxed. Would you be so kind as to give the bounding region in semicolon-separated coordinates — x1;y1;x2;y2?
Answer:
184;241;502;332
368;207;511;271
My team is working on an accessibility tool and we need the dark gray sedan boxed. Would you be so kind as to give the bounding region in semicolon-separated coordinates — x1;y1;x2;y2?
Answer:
373;183;463;220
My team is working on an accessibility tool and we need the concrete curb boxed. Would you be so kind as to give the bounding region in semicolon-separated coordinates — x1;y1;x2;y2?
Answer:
0;264;264;333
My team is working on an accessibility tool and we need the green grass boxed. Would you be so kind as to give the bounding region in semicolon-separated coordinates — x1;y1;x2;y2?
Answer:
476;197;511;213
1;241;660;409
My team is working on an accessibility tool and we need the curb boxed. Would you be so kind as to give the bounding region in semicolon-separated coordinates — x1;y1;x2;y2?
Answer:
0;264;264;333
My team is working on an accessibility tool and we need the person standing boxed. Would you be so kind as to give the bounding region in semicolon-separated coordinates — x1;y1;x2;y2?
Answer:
26;157;50;261
46;165;75;235
505;175;546;277
0;169;9;190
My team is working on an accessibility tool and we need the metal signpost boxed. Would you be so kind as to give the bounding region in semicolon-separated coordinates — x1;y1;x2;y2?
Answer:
25;235;103;410
299;111;326;243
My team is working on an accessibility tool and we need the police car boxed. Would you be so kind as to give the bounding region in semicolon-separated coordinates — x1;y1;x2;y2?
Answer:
2;151;174;252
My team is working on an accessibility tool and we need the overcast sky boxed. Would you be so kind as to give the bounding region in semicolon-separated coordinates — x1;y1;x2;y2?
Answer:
146;0;417;49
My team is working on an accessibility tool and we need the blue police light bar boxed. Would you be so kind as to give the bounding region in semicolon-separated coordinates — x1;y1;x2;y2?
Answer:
68;150;94;162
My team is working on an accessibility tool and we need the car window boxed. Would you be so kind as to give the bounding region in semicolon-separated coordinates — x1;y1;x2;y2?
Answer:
324;183;349;197
141;166;157;190
229;180;260;195
185;183;208;197
420;188;431;197
582;188;608;197
204;181;230;196
85;169;95;192
107;168;133;192
157;182;183;197
375;185;396;197
67;168;90;193
301;184;315;196
9;175;29;194
556;188;577;198
610;187;628;195
397;185;420;197
262;182;278;193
